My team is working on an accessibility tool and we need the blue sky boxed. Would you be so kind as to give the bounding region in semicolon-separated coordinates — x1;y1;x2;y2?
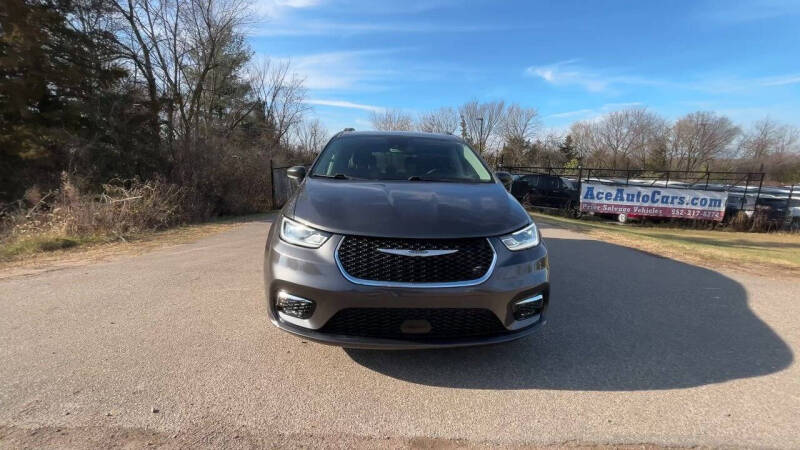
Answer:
249;0;800;133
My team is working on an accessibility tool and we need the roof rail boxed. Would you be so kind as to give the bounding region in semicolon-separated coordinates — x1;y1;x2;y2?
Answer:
330;128;356;140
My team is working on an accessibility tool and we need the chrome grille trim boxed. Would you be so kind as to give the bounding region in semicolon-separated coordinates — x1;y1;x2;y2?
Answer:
334;236;497;288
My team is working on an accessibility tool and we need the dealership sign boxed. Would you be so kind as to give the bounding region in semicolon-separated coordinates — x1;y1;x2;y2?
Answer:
579;182;728;221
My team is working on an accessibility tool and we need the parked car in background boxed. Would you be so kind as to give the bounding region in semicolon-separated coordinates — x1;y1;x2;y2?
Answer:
724;194;756;222
511;173;580;212
755;195;795;226
722;193;800;229
789;199;800;229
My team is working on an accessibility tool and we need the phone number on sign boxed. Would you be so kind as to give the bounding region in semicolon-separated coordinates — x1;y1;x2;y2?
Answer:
670;208;722;219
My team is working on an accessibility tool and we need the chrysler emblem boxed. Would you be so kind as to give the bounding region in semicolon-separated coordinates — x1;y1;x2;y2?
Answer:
376;248;458;257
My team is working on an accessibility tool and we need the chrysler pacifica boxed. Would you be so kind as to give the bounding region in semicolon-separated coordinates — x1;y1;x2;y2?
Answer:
263;131;549;349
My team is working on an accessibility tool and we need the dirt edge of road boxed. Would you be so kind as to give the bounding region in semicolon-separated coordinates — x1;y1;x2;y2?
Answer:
0;425;691;449
0;213;274;280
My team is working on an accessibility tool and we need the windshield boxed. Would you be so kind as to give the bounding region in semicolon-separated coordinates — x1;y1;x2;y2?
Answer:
310;135;493;183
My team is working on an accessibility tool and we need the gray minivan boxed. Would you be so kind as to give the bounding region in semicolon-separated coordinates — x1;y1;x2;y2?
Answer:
263;131;549;349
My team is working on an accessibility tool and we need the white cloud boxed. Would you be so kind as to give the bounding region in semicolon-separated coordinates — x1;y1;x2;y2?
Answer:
759;74;800;87
545;109;594;119
526;60;607;93
251;19;508;37
525;60;662;94
305;99;384;112
280;48;460;92
545;103;645;124
527;60;800;97
279;50;398;91
684;73;800;94
600;102;643;111
252;0;321;17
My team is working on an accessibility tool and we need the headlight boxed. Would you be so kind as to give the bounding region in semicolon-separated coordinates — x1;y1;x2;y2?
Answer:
279;217;331;248
500;222;540;251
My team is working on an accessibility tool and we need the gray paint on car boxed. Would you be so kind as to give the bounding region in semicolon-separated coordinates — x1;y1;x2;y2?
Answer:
289;177;531;238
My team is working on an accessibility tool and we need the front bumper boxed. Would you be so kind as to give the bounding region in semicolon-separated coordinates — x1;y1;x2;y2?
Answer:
263;224;550;349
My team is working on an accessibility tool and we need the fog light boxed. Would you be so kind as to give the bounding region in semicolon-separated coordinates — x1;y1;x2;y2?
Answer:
512;294;544;320
276;291;315;319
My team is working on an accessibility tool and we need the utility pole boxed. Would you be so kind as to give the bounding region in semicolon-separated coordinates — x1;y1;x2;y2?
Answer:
476;117;484;154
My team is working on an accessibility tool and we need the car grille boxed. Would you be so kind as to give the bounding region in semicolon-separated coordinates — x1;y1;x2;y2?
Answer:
319;308;508;340
336;236;495;284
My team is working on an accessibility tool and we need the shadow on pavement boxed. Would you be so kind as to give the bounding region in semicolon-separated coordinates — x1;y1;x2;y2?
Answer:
345;237;793;390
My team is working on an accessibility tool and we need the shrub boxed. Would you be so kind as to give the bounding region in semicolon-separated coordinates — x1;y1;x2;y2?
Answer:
0;175;191;258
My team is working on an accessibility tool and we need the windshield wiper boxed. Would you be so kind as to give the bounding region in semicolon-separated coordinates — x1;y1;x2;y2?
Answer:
313;173;351;180
408;176;452;182
407;176;470;182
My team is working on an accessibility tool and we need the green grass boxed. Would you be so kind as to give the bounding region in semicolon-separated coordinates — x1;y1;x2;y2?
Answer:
532;212;800;274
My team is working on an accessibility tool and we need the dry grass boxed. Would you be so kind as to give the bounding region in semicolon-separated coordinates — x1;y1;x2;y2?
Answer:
0;175;277;274
0;214;270;277
1;176;193;262
533;212;800;277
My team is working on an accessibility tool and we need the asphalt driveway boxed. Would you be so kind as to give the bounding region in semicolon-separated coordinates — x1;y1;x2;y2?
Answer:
1;218;797;448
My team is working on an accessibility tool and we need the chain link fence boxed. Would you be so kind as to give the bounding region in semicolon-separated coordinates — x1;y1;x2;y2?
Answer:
498;165;799;231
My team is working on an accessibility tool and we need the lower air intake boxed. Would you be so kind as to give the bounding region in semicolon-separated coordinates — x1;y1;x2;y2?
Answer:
319;308;508;340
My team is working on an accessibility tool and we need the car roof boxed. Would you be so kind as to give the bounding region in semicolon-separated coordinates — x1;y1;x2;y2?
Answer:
332;130;463;141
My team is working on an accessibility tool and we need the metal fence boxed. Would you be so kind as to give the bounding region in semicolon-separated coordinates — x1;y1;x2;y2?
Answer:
270;161;301;209
499;165;799;230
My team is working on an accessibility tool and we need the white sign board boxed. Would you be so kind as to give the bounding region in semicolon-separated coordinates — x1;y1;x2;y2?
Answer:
579;182;728;221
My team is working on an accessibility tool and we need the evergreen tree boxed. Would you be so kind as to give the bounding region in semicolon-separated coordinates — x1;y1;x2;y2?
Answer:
460;115;470;144
559;135;577;162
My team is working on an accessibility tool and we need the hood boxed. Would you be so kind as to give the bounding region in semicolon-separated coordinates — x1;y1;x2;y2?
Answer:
287;178;531;238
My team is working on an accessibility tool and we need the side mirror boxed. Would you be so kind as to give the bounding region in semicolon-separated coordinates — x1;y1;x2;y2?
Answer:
495;171;513;191
287;166;307;181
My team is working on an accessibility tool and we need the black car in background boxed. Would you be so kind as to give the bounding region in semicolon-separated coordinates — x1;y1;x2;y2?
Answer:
724;194;755;222
511;173;580;210
755;196;796;226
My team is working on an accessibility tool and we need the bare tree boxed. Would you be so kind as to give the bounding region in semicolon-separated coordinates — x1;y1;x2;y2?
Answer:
626;109;670;169
250;59;309;147
112;0;254;157
458;100;505;154
568;121;599;163
501;104;540;144
293;118;329;158
594;110;638;169
528;131;566;167
739;118;800;161
369;109;414;131
572;108;670;169
418;107;459;134
670;111;740;172
497;105;539;165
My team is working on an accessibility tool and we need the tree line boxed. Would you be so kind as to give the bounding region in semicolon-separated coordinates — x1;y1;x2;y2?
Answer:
371;103;800;183
1;0;325;214
2;0;798;220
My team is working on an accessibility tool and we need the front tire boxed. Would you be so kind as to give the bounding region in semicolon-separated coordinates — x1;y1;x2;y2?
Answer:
522;192;534;208
565;201;582;218
617;213;627;223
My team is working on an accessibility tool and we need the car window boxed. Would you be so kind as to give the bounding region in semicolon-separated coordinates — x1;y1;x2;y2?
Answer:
539;176;559;190
311;135;492;182
758;198;786;208
522;175;540;188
